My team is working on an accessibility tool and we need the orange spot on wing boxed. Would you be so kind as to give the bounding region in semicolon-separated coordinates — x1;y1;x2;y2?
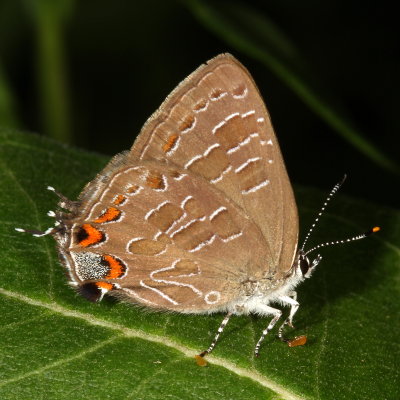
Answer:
146;174;165;190
96;282;114;291
194;99;207;111
104;255;126;279
210;88;224;99
372;226;380;232
94;207;121;223
78;224;104;247
179;115;195;132
113;194;127;205
126;185;141;194
162;134;179;153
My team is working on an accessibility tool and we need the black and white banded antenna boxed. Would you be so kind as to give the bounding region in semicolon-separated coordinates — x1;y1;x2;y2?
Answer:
301;174;347;252
300;175;380;256
15;186;64;237
305;227;380;256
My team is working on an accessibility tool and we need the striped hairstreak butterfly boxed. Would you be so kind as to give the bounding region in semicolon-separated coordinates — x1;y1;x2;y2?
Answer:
17;54;379;361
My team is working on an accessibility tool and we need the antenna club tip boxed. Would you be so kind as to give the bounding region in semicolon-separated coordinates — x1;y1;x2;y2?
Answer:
365;226;380;236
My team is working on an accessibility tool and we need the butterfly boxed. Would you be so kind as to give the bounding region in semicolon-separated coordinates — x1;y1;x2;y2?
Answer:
17;54;378;359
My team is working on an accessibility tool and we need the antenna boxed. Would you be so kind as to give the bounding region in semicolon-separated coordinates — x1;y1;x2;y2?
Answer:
15;186;64;237
305;226;380;256
301;175;347;251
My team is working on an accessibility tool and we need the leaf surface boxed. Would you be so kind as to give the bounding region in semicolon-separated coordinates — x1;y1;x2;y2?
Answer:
0;129;398;399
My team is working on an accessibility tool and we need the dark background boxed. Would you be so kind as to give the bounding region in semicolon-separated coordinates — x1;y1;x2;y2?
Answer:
0;0;398;207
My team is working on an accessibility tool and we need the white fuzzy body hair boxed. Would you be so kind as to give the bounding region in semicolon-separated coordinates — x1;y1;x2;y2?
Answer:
201;263;305;316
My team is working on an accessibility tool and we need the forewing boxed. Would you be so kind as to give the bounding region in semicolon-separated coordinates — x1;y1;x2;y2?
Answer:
129;54;298;276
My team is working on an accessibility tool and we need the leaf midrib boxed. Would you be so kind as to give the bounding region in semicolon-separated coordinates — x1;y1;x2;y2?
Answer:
0;287;306;400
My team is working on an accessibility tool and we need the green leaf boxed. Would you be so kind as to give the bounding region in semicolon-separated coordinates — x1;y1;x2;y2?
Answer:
0;128;399;399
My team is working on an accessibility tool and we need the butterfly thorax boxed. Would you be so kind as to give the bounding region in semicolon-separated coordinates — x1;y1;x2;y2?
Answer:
227;258;304;316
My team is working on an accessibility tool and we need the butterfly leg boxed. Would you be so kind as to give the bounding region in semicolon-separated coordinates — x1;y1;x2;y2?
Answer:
277;292;300;342
199;311;233;357
254;305;283;357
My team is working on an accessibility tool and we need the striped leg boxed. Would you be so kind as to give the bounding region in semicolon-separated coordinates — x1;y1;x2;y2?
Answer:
254;306;283;356
278;292;300;341
199;312;233;357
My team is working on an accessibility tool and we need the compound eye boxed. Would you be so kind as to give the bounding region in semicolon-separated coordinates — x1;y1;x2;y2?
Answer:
299;257;310;276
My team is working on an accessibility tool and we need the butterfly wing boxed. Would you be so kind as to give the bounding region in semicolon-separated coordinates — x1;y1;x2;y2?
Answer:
129;54;298;277
67;163;271;312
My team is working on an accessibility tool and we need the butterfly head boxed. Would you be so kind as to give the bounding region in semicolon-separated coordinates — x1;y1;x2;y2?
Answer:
294;250;322;280
298;225;379;277
290;176;380;283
